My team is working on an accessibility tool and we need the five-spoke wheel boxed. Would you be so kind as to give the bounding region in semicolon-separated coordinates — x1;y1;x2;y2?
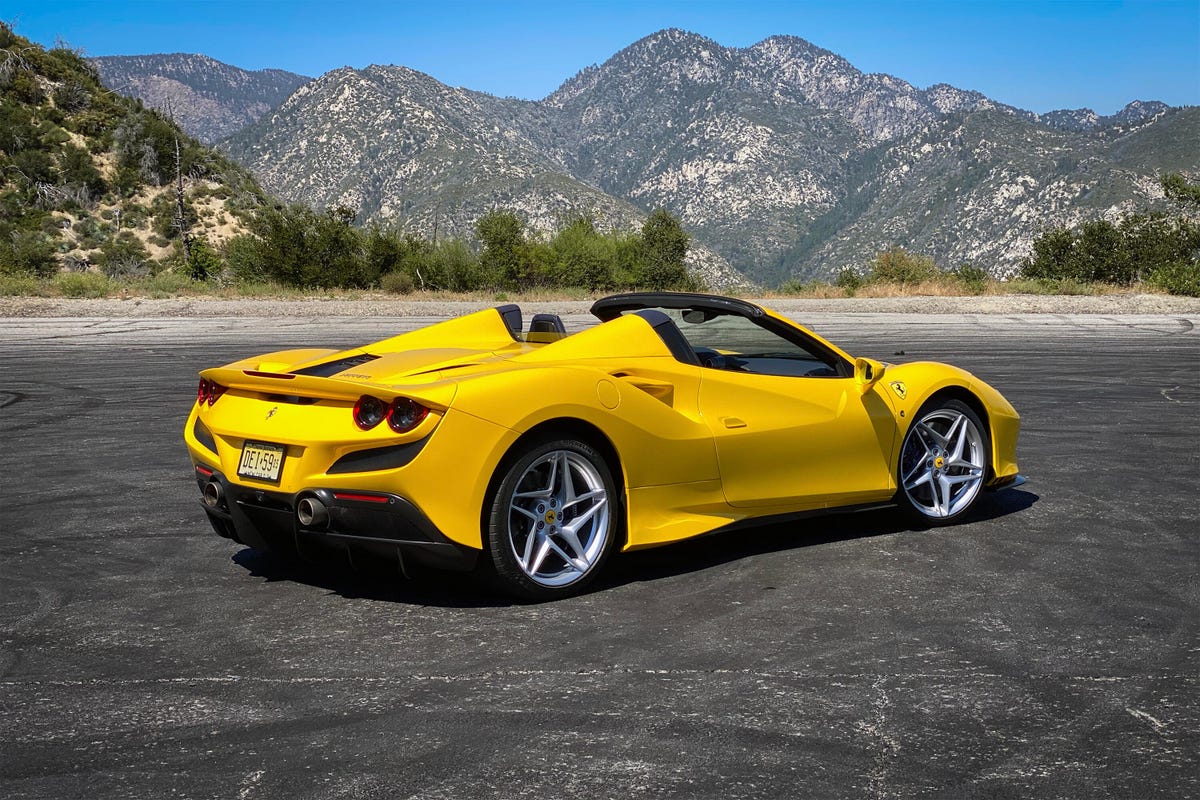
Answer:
486;438;619;600
897;399;989;523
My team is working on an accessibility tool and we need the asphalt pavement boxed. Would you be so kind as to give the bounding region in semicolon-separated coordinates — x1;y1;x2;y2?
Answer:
1;312;1197;799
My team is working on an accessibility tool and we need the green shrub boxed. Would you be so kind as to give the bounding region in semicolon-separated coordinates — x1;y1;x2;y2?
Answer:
122;203;149;229
867;247;940;284
151;193;198;239
1;231;59;277
95;232;150;278
10;149;55;184
37;123;71;148
835;267;865;294
381;270;416;294
55;271;110;297
951;263;989;294
59;144;106;198
185;237;221;281
139;269;204;296
224;234;265;282
550;216;615;290
1022;214;1200;285
52;82;91;114
74;216;110;249
1147;261;1200;297
0;273;40;295
427;239;490;291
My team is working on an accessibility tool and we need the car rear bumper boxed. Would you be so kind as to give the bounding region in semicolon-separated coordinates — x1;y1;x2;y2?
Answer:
193;466;479;573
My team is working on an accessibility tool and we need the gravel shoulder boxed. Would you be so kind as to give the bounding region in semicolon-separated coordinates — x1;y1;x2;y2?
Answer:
2;292;1199;319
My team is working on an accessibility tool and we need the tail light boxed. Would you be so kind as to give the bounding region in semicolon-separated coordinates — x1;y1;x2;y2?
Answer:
353;395;388;430
197;378;227;406
354;395;429;433
388;397;429;433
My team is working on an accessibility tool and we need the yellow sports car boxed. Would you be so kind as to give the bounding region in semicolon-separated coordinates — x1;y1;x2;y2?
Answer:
185;292;1022;599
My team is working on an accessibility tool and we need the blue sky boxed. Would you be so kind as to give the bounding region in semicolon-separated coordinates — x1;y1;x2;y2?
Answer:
5;0;1198;114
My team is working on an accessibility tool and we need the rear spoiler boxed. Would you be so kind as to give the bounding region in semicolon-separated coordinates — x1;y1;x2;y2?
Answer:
198;367;458;411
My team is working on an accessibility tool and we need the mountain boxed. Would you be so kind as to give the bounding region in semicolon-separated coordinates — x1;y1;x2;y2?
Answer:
1040;100;1170;132
214;28;1193;285
223;63;748;288
780;106;1199;282
91;54;310;144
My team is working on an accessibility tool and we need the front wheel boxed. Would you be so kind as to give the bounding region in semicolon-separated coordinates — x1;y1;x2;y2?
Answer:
896;399;989;524
486;438;619;600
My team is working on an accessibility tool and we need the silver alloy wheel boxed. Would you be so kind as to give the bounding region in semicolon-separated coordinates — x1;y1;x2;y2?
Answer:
899;407;986;519
505;449;611;587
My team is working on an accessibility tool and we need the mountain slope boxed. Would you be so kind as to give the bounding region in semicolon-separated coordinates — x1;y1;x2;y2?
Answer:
0;25;268;276
215;28;1192;285
224;64;748;288
784;107;1200;280
92;54;310;144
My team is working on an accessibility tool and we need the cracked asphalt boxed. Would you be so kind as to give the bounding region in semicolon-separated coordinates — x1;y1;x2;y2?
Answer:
1;312;1197;799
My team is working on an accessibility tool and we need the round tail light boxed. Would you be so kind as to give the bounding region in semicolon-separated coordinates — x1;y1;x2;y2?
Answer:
387;397;429;433
353;395;388;430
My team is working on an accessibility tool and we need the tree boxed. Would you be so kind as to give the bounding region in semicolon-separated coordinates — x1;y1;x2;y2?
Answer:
364;223;405;280
1161;173;1200;208
1022;213;1200;288
1072;219;1126;283
551;215;613;290
477;210;528;288
1021;227;1077;281
639;208;690;290
173;125;191;266
309;206;369;288
186;236;220;281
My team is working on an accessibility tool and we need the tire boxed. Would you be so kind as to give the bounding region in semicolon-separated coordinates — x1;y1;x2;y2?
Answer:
896;398;989;524
486;438;620;600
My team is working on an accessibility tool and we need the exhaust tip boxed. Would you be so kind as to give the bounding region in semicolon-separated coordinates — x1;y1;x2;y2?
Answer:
297;496;329;528
202;481;224;509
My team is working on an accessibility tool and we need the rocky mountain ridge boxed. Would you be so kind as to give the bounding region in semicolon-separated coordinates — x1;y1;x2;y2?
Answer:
100;30;1195;286
91;54;310;144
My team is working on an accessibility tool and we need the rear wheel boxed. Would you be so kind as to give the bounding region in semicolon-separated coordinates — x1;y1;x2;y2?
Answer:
896;399;989;524
486;438;619;600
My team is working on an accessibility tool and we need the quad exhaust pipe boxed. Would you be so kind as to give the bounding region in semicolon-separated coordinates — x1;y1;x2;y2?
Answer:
296;496;329;529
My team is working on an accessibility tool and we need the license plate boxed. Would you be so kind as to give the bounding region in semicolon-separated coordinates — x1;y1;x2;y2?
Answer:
237;441;286;482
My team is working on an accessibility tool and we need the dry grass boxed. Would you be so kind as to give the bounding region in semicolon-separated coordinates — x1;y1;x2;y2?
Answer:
1;273;1182;302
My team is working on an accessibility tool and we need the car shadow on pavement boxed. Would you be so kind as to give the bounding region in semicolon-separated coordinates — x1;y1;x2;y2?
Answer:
229;488;1038;607
230;547;510;608
597;488;1039;591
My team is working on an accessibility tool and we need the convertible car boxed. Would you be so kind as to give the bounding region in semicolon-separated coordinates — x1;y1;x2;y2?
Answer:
185;292;1022;599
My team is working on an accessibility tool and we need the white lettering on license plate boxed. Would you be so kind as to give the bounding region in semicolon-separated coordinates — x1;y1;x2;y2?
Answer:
238;441;285;482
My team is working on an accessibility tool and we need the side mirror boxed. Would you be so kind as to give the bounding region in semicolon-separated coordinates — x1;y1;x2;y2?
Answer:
854;357;885;393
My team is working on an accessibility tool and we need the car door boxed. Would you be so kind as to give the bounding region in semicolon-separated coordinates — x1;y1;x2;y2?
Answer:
699;369;898;509
679;311;897;509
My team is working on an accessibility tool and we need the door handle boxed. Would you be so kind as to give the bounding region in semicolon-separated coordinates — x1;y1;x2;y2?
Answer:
721;416;747;429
